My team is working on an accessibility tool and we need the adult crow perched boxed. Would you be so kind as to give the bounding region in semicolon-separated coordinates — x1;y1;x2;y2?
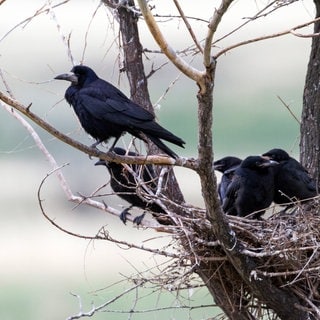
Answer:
262;148;317;205
213;156;242;203
55;65;185;158
222;156;278;219
95;147;167;224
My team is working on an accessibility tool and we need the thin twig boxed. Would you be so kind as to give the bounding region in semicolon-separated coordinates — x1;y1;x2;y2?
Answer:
81;2;103;64
47;0;76;65
172;0;203;54
215;17;320;59
213;1;279;45
0;0;70;43
67;282;145;320
277;95;301;124
136;0;204;86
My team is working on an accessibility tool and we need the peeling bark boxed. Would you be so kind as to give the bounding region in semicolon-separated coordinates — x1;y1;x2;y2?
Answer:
107;1;186;213
301;0;320;191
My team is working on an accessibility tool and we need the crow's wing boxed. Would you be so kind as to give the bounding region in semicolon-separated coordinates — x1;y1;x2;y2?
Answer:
285;160;317;192
78;84;155;124
222;175;241;215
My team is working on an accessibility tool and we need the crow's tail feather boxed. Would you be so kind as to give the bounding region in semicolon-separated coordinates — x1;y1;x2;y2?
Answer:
129;121;185;158
138;122;185;148
147;135;179;159
155;128;185;148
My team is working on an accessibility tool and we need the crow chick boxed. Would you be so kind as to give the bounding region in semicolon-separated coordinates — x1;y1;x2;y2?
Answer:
262;148;317;205
95;147;167;224
55;65;185;158
214;156;242;203
222;156;278;219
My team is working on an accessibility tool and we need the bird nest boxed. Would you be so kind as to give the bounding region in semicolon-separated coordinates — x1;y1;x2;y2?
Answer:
175;201;320;318
232;203;320;285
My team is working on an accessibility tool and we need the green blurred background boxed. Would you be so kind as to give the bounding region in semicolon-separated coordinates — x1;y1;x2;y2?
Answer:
0;0;314;319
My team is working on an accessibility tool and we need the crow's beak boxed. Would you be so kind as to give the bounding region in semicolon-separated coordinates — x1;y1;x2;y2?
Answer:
259;158;279;168
213;163;223;170
94;159;107;167
54;72;78;84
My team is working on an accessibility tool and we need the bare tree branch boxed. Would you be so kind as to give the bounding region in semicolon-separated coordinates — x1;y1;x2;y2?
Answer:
215;16;320;59
277;95;301;124
67;282;145;320
136;0;204;86
212;0;296;46
172;0;203;54
203;0;233;68
0;96;163;228
80;2;103;64
0;90;198;170
37;167;183;241
47;0;76;65
0;0;70;43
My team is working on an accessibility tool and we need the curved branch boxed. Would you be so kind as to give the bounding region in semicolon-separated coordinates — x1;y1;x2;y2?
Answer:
1;81;165;229
136;0;204;85
38;168;179;240
203;0;233;67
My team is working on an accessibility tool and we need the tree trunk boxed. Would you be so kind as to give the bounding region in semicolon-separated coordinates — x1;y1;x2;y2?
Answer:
104;0;185;213
103;1;313;319
196;64;308;320
301;0;320;191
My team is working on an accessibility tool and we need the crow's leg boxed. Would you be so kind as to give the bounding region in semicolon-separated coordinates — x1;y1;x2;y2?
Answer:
119;206;133;224
133;213;146;225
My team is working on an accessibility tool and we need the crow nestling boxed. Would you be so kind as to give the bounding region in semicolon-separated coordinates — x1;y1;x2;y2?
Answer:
262;148;317;205
222;155;278;219
95;147;167;224
213;156;242;204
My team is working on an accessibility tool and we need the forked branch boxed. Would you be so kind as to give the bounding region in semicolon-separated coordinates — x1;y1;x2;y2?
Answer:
136;0;204;86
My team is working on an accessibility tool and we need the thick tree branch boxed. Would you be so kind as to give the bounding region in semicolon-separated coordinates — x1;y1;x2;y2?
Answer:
197;25;307;320
0;90;197;170
136;0;204;87
203;0;233;67
301;0;320;189
114;0;187;214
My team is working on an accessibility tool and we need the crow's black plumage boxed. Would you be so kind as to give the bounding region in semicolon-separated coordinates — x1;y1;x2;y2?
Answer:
262;148;317;205
55;65;185;158
222;156;278;219
95;147;167;224
214;156;242;203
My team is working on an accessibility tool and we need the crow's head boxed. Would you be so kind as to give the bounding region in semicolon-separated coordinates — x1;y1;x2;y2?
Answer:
55;65;98;86
262;148;290;162
213;156;242;173
241;155;278;171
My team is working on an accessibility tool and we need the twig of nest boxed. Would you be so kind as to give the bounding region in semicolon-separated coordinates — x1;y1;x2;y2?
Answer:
172;201;320;318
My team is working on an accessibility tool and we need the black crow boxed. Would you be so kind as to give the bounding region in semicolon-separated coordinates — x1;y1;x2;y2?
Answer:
222;156;278;219
55;65;185;158
262;148;317;205
214;156;242;203
95;147;167;224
